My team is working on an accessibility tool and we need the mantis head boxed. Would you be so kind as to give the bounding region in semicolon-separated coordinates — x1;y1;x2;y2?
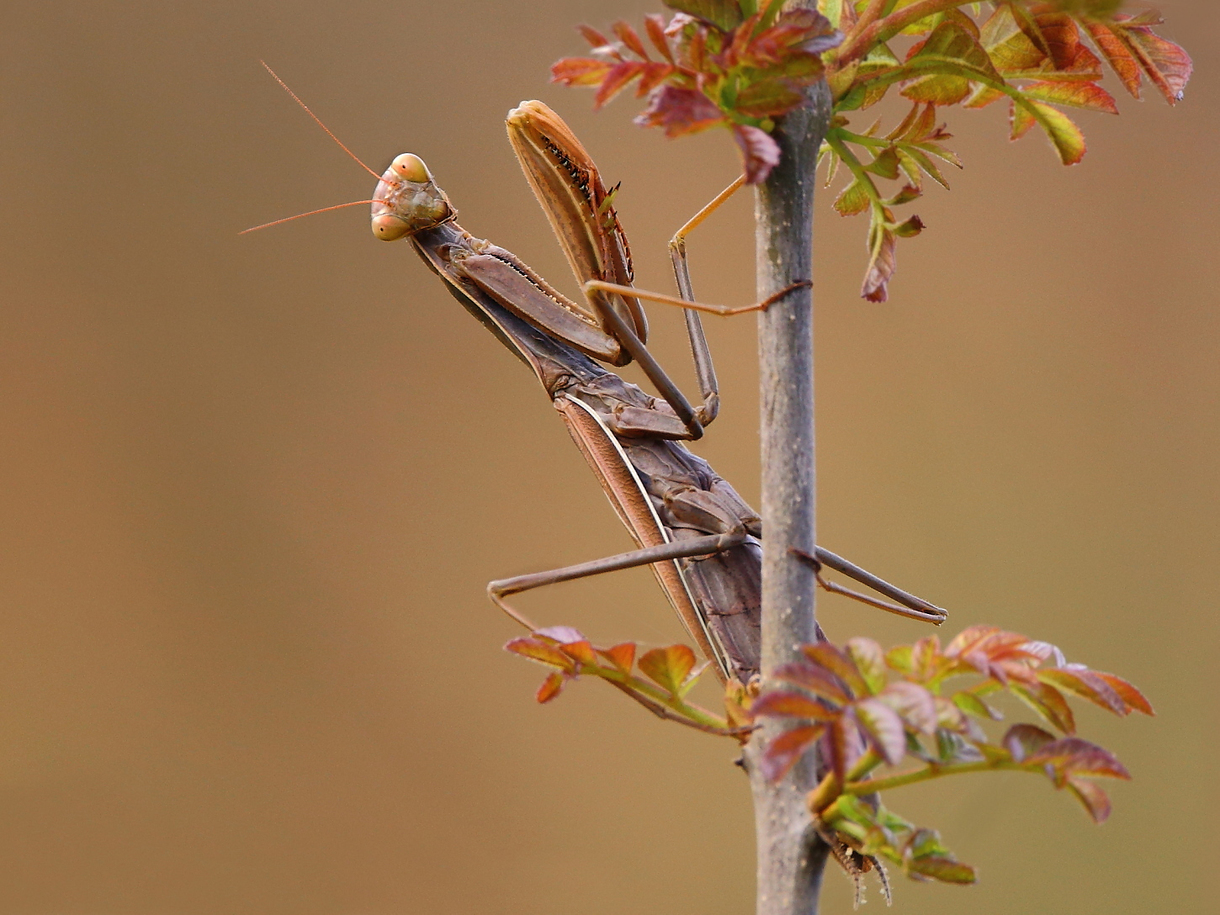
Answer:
371;154;454;241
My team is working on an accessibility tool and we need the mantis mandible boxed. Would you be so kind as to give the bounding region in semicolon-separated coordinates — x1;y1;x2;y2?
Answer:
251;66;946;683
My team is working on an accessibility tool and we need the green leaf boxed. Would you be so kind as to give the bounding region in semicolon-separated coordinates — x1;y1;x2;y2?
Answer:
885;644;914;675
846;637;887;694
834;177;871;216
866;146;902;180
819;0;846;31
903;20;1004;84
952;690;1002;721
907;856;978;884
1012;96;1087;165
892;213;924;237
664;0;744;32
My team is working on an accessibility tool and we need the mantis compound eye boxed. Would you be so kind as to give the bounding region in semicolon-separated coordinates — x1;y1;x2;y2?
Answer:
371;213;411;241
390;153;430;183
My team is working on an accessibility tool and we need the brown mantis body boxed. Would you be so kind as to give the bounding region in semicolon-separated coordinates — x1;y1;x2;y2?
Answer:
366;102;945;682
249;65;944;684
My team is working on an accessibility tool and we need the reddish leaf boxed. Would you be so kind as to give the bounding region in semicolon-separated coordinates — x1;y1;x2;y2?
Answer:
732;79;808;119
879;681;938;734
1080;17;1141;97
536;671;566;703
644;13;675;62
945;625;1003;658
751;690;837;722
855;698;907;765
635;85;726;137
551;57;615;88
639;644;697;694
773;660;851;706
1020;79;1118;114
803;642;870;698
577;24;612;50
612;20;650;60
595;61;650;109
505;637;576;671
760;724;826;782
636;62;675;98
1002;723;1056;762
1027;737;1131;782
1093;671;1154;715
861;222;896;303
732;124;783;184
886;182;923;206
598;642;636;674
559;640;596;665
1039;667;1130;716
1033;11;1085;71
1065;775;1112;823
1122;22;1192;105
826;713;861;781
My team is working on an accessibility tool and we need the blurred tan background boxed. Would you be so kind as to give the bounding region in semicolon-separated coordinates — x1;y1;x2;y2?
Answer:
0;1;1215;912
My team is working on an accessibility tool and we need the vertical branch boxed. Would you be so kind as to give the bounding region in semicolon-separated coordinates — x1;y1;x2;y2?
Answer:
744;7;834;910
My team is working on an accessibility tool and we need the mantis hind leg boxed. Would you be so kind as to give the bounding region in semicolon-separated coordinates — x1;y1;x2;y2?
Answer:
486;531;746;631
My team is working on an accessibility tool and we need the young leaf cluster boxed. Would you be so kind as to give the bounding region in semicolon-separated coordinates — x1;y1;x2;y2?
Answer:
552;1;1191;300
552;1;843;182
505;625;752;737
752;625;1153;884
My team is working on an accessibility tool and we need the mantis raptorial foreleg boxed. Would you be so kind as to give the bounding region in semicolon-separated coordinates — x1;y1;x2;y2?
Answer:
506;103;811;440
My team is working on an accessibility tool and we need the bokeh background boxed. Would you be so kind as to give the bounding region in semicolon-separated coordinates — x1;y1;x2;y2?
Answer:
1;2;1215;912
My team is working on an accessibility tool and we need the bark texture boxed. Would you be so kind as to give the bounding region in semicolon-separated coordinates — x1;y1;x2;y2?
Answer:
744;61;834;915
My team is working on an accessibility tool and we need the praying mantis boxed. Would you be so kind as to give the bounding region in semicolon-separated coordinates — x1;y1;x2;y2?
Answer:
253;66;946;684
